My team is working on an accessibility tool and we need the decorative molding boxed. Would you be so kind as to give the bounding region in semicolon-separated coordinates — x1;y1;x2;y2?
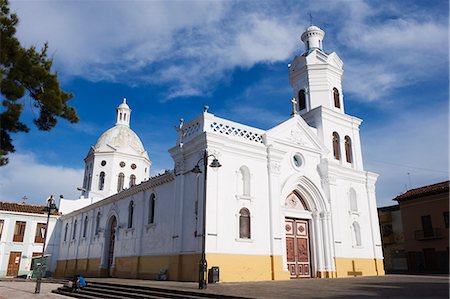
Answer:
268;161;281;174
289;129;307;145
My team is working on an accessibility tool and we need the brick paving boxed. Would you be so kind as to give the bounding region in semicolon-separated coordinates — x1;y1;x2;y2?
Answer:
0;275;448;299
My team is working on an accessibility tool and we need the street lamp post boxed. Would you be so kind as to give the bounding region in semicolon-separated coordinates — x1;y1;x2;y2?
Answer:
191;150;221;289
34;195;58;294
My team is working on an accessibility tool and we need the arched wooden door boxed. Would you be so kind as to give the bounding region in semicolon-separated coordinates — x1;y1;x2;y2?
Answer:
106;216;117;276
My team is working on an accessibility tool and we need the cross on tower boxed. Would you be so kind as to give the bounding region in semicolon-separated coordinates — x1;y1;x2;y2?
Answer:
291;98;298;116
309;12;313;25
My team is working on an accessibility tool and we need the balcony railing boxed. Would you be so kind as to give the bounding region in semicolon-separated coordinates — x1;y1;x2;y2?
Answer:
414;228;443;240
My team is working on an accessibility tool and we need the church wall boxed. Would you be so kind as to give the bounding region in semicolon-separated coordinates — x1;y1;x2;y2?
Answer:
204;141;273;256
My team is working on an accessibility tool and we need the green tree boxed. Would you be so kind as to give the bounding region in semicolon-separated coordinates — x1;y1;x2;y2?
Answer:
0;0;78;165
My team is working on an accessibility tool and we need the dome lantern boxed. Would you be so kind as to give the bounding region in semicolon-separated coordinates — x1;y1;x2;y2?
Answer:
116;98;132;127
300;25;325;53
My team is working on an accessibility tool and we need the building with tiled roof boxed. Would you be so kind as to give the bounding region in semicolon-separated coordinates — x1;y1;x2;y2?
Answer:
395;181;449;202
393;180;449;274
0;201;60;277
0;202;60;215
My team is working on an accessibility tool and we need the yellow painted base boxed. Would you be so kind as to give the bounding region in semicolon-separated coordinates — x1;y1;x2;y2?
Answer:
54;255;384;281
207;254;290;282
334;258;385;277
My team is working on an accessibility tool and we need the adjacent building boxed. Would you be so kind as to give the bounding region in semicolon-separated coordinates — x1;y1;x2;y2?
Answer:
394;181;449;274
378;205;407;273
0;202;59;277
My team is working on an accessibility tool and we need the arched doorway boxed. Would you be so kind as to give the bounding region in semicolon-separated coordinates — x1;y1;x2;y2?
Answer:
285;192;312;278
106;216;117;276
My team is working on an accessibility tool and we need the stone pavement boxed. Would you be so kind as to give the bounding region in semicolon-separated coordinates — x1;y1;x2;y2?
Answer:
0;274;448;299
0;281;63;299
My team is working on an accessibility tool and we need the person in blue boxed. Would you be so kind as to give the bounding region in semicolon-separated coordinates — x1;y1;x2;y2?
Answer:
72;274;87;291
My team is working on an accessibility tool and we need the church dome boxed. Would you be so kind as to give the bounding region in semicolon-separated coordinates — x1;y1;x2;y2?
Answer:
94;125;146;154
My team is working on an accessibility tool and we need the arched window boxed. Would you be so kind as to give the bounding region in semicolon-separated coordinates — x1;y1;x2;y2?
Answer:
64;223;68;241
239;208;251;239
87;173;92;191
72;220;77;240
352;221;362;246
332;132;340;160
124;113;127;121
148;193;156;224
129;174;136;188
117;173;125;192
345;136;352;163
298;89;306;111
333;88;340;108
238;166;250;196
99;172;105;190
83;216;88;238
128;201;134;228
349;188;357;212
95;212;101;235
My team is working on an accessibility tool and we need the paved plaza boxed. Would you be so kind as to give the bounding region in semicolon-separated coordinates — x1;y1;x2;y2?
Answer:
0;275;448;299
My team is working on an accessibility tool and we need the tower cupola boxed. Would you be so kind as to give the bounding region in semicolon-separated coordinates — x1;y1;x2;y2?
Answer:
301;25;325;52
116;98;131;127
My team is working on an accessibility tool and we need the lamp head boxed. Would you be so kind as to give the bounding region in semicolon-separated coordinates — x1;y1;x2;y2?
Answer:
209;158;222;168
191;165;202;174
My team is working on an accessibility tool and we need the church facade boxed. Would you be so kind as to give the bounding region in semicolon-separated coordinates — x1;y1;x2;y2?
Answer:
52;25;384;282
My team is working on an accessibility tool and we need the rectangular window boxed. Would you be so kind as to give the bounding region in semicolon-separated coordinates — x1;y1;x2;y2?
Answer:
421;215;433;237
34;223;46;243
0;220;4;241
13;221;26;242
444;212;449;228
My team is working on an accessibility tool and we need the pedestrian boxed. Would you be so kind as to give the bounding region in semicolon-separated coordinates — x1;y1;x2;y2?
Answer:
72;274;87;292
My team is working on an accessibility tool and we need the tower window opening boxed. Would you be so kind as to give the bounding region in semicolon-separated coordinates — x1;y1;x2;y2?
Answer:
298;89;306;111
345;136;353;163
117;173;125;192
129;174;136;188
99;172;105;190
332;132;340;160
87;173;92;191
333;88;340;108
124;113;127;121
119;112;122;120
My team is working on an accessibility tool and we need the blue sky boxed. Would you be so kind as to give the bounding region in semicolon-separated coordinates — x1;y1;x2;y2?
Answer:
1;0;448;207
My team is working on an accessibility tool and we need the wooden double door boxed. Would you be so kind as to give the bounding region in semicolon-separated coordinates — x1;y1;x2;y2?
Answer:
7;251;21;277
285;218;311;278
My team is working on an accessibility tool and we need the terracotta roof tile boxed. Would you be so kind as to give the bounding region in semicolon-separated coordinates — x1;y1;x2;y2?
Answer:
395;181;449;202
0;202;60;215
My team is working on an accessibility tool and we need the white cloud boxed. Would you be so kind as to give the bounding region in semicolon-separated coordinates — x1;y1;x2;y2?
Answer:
0;152;83;205
9;0;448;101
338;6;448;100
362;104;449;207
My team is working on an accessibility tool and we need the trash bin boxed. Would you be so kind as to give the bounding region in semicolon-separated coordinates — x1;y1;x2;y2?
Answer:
208;266;219;283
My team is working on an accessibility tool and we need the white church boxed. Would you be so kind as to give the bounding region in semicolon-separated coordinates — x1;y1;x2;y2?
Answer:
50;25;384;282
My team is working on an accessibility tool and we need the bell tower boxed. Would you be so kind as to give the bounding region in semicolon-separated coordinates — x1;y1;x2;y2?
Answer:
288;25;345;115
288;25;364;171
